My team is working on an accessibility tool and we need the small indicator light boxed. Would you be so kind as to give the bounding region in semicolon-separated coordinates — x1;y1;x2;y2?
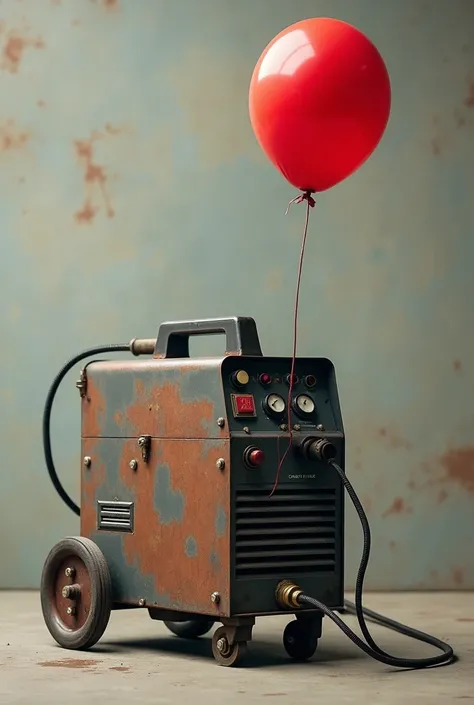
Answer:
304;375;317;388
258;372;272;386
285;374;299;386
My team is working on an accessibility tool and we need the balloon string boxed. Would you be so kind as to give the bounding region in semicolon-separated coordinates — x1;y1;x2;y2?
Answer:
269;190;315;497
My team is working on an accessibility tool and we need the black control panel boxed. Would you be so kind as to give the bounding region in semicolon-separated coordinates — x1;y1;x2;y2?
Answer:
221;355;343;434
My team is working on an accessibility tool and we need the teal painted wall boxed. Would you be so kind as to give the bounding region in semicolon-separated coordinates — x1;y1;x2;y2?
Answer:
1;0;473;589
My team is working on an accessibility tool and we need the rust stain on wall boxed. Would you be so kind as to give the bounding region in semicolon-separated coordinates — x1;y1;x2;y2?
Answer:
1;30;44;73
377;427;413;450
452;567;464;586
382;497;412;518
437;488;449;505
439;445;474;494
0;120;29;152
73;126;122;224
453;359;463;372
464;80;474;108
89;0;119;10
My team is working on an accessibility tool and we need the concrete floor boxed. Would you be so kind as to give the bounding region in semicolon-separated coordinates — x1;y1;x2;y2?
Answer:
0;591;472;704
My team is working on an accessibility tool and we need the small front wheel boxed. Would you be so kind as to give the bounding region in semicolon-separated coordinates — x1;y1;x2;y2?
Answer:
164;619;214;639
212;626;247;667
40;536;112;651
283;619;319;662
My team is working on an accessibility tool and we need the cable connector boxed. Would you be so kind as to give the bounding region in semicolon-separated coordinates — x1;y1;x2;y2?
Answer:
275;580;303;609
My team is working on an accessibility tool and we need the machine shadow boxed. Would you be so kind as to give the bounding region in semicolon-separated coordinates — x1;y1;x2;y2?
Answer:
95;635;366;668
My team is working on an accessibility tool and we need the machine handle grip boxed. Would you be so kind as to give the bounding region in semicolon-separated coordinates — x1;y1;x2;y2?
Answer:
154;317;263;358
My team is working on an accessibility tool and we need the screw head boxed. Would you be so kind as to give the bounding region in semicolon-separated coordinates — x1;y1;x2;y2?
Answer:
66;606;75;616
217;417;225;428
210;591;221;604
317;424;325;431
293;424;301;431
243;426;250;434
138;598;146;607
129;459;138;471
280;424;288;432
216;458;225;471
83;456;91;468
64;567;75;578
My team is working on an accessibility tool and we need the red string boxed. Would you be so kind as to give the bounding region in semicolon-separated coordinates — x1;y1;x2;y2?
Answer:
269;190;315;497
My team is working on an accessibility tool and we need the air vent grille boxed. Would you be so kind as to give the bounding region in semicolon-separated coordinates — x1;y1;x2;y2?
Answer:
97;501;134;533
234;488;337;579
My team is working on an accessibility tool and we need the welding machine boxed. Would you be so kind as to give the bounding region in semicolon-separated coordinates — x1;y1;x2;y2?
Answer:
41;317;455;669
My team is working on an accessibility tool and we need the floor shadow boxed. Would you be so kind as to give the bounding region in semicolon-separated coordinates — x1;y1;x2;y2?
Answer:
97;634;366;668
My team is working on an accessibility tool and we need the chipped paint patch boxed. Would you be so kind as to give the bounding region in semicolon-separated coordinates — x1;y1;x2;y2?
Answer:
184;535;198;557
154;464;185;525
215;505;227;538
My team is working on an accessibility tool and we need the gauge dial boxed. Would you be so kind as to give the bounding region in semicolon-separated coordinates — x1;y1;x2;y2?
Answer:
263;393;286;418
293;393;316;417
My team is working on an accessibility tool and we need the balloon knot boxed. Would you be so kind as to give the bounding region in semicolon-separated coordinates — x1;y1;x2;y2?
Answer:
285;190;315;215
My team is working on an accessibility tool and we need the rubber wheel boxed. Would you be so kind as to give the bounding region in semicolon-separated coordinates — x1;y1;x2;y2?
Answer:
211;625;247;667
40;536;112;650
283;619;319;662
164;619;214;639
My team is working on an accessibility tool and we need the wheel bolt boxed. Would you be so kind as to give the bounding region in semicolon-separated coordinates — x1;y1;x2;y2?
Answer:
62;584;81;599
216;637;228;653
66;606;76;616
64;567;75;578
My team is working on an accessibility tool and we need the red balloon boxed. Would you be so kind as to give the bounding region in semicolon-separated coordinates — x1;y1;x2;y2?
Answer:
249;18;391;193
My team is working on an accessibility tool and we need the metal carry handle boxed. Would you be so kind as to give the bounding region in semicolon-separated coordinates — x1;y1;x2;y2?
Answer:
154;316;263;358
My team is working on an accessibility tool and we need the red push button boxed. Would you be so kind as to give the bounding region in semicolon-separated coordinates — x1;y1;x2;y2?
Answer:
244;446;265;468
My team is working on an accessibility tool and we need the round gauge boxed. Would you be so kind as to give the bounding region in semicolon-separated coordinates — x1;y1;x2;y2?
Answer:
292;393;316;417
263;393;286;418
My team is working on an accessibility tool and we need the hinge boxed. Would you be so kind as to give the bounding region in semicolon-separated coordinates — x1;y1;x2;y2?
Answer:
76;368;87;398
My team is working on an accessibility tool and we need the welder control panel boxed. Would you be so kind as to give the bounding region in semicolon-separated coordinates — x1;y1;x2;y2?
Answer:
221;355;342;434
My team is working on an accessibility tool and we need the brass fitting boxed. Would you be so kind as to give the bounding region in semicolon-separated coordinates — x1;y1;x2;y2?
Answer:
275;580;303;609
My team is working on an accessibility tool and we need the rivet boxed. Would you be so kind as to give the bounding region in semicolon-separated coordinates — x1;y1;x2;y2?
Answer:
243;426;250;434
129;459;138;471
138;598;146;607
293;424;301;431
83;456;91;468
66;606;75;616
210;591;220;604
64;567;75;578
317;424;325;431
280;424;288;432
217;417;225;428
216;458;225;471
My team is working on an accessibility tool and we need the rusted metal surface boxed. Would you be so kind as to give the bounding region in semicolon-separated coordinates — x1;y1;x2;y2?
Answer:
81;436;231;615
81;356;231;615
82;358;229;439
1;0;474;590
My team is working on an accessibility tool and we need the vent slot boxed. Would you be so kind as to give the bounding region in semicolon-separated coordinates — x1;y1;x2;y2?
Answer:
234;488;337;579
97;501;134;533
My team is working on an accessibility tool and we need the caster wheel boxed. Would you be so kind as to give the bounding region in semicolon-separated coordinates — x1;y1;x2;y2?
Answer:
40;536;112;651
164;619;214;639
283;620;319;662
211;626;247;667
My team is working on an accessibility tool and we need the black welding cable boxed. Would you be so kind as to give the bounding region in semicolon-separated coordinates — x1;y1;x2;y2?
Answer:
297;460;455;669
42;344;130;517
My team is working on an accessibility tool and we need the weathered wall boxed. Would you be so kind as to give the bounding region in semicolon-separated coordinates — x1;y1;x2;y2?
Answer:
0;0;473;590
